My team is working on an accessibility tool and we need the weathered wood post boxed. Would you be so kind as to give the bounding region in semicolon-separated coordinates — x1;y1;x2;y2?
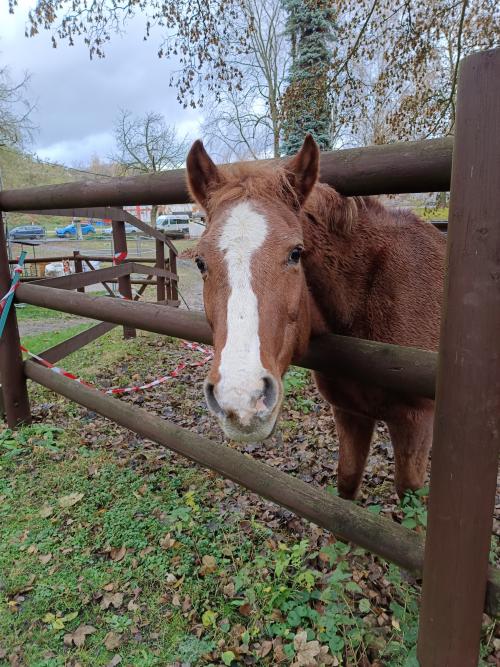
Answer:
0;212;31;426
418;47;500;666
169;248;178;302
111;210;136;339
73;250;85;293
155;236;166;303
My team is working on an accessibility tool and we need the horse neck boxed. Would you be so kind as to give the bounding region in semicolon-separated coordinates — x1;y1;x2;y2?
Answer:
302;204;379;338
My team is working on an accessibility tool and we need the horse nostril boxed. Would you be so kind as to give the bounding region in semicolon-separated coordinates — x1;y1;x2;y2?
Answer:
204;381;224;417
262;375;278;410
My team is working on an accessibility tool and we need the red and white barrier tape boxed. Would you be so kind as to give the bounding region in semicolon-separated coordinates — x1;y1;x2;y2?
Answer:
21;341;213;396
113;251;128;265
0;266;23;313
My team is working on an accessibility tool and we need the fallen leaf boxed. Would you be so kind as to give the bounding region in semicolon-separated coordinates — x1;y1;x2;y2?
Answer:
238;603;252;617
109;546;126;562
58;492;84;509
64;624;96;648
106;656;122;667
38;553;52;565
223;583;235;598
257;640;273;657
273;641;287;663
139;546;154;558
200;554;217;575
39;505;53;518
293;631;321;666
101;592;124;610
104;632;122;651
159;534;175;549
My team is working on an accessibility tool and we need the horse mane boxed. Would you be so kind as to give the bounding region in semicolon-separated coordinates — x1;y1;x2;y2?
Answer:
205;160;374;235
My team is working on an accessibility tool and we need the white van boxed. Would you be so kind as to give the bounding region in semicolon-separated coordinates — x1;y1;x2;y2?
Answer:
156;214;190;237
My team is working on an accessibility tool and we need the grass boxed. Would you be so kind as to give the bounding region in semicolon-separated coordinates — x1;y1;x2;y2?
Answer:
21;324;92;356
1;327;497;666
414;206;449;221
0;423;423;667
15;305;83;322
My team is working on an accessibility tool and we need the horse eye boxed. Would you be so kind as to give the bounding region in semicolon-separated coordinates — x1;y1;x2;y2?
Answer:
288;246;303;265
195;257;207;273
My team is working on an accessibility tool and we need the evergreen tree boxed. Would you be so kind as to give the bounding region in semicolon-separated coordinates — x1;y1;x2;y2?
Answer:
281;0;336;155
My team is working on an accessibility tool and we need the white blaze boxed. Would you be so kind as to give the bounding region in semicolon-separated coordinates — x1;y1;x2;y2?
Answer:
217;201;268;424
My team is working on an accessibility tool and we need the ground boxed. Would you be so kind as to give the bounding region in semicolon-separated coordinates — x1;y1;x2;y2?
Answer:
1;269;498;666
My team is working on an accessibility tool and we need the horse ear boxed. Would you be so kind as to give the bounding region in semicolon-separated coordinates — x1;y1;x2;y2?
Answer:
186;140;222;210
285;134;320;206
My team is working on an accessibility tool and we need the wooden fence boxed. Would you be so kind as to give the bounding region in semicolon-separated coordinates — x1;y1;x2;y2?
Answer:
1;48;499;666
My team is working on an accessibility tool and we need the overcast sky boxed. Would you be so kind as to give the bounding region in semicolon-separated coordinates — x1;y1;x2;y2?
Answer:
0;0;203;167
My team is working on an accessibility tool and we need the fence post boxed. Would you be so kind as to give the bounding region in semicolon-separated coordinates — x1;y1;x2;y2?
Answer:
0;211;31;427
111;211;136;339
155;237;166;303
418;48;500;667
73;250;85;293
169;248;178;302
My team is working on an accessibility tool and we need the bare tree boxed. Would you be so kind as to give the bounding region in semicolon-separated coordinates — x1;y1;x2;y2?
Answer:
112;110;189;225
203;0;290;160
0;64;36;148
202;0;288;160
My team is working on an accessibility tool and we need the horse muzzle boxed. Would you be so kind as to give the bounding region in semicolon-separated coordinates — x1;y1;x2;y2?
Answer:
204;374;282;442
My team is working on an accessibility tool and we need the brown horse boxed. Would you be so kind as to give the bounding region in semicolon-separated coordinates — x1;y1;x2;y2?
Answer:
186;135;446;499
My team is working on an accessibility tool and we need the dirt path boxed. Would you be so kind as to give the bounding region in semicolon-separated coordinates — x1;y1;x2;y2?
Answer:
176;257;204;311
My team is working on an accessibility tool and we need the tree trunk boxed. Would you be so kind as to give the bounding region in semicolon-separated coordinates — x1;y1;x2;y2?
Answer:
150;204;158;227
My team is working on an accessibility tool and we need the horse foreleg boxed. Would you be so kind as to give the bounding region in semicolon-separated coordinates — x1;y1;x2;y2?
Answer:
332;407;375;500
387;408;434;499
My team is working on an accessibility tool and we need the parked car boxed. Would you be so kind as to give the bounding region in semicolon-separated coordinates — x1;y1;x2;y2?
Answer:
102;223;139;236
55;221;95;238
156;214;190;237
8;225;46;240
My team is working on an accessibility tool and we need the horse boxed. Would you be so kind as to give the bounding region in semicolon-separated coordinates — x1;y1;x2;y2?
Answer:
185;134;446;499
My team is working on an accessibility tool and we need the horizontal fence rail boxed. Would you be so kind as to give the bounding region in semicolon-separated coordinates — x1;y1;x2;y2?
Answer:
16;283;437;398
23;359;499;614
9;256;160;265
39;322;118;364
33;263;132;290
0;138;453;212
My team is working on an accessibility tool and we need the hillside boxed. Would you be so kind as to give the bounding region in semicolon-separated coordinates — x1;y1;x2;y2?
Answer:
0;146;107;229
0;146;87;190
